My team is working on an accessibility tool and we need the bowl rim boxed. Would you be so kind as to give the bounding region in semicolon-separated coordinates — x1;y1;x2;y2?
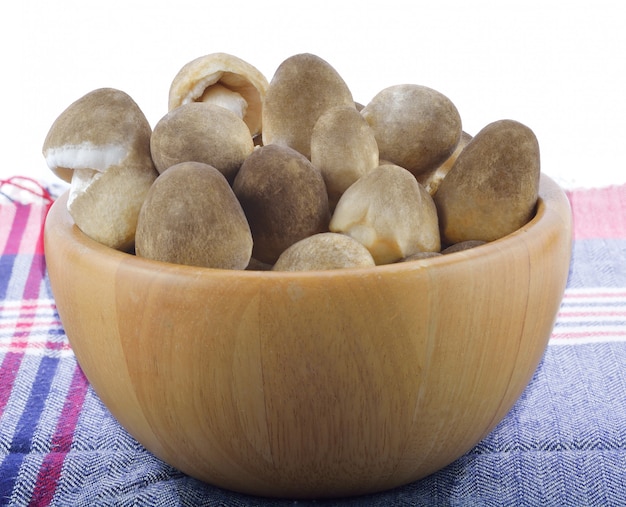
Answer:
46;173;569;281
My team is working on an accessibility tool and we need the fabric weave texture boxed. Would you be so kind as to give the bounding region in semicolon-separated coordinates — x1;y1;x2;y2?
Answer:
1;182;625;506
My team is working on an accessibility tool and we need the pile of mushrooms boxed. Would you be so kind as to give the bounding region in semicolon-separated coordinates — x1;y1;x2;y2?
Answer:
43;52;540;272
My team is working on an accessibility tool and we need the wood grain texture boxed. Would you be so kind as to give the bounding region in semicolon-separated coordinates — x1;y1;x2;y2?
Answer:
44;174;572;499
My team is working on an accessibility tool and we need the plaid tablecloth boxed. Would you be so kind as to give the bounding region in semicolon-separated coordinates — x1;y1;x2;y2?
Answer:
1;177;625;506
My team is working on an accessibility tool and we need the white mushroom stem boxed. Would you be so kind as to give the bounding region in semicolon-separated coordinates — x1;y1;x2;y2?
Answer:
44;142;127;174
198;83;248;120
67;168;103;208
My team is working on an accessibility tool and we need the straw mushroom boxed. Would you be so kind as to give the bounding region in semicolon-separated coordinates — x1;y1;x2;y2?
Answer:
310;105;379;210
168;52;269;137
135;161;253;269
417;131;472;196
232;144;330;264
272;233;375;271
150;102;253;181
434;119;541;246
42;88;158;252
330;164;441;265
360;84;462;177
262;53;355;159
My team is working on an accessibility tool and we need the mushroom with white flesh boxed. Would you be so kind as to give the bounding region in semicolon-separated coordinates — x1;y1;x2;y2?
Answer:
310;105;379;210
42;88;158;252
262;53;355;159
150;102;254;181
360;84;462;178
272;232;375;271
330;164;441;265
417;131;473;196
168;52;269;138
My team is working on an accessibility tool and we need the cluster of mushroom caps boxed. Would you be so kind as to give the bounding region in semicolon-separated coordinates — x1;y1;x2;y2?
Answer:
42;52;540;271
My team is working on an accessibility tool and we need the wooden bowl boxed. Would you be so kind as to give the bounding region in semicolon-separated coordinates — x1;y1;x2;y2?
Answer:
44;174;572;499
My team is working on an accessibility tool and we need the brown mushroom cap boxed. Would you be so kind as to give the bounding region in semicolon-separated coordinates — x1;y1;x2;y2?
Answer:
42;88;158;251
42;88;154;183
232;144;330;264
262;53;355;159
168;52;269;137
135;161;253;269
272;232;376;271
434;119;541;245
150;102;254;181
361;84;462;177
311;105;379;210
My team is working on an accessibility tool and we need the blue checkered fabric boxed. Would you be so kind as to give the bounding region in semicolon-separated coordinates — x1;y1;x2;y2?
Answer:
1;182;625;506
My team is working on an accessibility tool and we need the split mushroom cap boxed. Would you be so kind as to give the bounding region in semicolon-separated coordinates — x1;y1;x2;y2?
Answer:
150;102;254;181
361;84;462;177
262;53;355;159
434;119;541;246
42;87;158;251
418;131;473;196
135;161;253;270
311;105;379;210
168;52;269;137
330;164;441;265
272;232;376;271
232;144;330;265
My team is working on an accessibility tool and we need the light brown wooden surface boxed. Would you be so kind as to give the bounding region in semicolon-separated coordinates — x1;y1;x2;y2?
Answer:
44;174;572;499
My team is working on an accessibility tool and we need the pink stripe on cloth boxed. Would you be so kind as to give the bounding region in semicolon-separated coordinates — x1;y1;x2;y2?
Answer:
563;290;626;299
0;205;17;254
550;288;626;345
0;352;24;417
566;183;626;240
1;204;50;256
0;281;50;416
0;204;54;417
27;365;89;507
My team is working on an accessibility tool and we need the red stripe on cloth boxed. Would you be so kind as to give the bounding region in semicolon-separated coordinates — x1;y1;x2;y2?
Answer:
0;298;49;416
0;352;23;417
566;184;626;240
1;205;26;256
559;311;626;318
27;453;66;507
0;319;63;332
551;330;626;339
27;365;89;507
0;177;54;206
1;205;50;256
21;204;51;301
0;206;53;416
0;205;17;254
29;205;51;257
563;291;626;299
22;255;48;301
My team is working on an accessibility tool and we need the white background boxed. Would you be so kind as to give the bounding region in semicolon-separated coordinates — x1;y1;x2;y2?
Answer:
2;0;625;190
